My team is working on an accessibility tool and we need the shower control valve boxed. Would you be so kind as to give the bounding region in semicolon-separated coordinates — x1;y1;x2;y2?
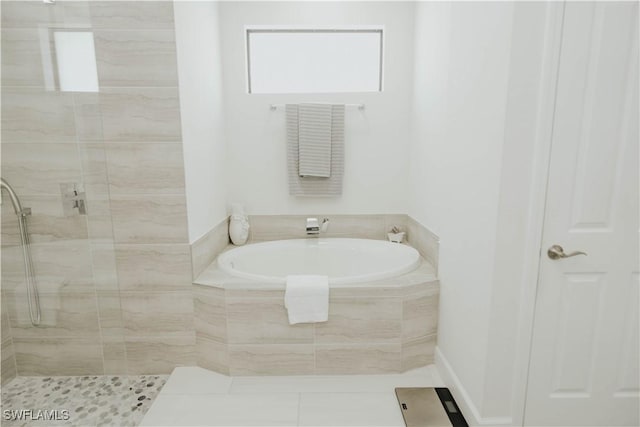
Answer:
60;183;87;216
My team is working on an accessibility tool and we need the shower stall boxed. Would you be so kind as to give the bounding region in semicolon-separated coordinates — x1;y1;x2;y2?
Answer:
1;0;193;387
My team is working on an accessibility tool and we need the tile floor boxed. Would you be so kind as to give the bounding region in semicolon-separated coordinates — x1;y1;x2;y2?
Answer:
1;375;167;427
140;365;445;426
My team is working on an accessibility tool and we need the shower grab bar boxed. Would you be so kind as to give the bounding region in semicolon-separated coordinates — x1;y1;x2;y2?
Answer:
1;178;41;326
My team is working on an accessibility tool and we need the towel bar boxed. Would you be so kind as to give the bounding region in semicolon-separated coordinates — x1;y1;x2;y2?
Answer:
269;103;365;111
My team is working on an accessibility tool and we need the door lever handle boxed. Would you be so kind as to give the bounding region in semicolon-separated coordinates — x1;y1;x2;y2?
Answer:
547;244;587;260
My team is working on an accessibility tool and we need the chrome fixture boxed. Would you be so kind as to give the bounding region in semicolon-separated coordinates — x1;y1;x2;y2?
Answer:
547;244;587;260
306;217;329;236
60;183;87;216
1;178;41;326
270;103;365;111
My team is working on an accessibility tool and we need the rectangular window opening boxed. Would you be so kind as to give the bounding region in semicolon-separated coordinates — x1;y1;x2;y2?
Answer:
246;28;383;94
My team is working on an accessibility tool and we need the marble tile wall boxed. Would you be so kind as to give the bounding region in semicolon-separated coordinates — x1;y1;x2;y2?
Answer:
191;218;230;278
247;214;408;242
1;1;193;376
1;296;17;385
193;264;439;376
407;216;440;274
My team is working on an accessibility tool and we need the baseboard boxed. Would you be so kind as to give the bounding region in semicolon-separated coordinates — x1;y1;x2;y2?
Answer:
435;347;514;427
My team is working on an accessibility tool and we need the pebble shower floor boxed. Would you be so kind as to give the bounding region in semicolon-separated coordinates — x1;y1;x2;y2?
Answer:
0;375;168;426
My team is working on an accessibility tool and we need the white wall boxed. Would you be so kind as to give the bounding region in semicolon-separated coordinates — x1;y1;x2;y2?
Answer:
218;1;415;215
409;0;514;416
409;2;558;424
174;1;228;243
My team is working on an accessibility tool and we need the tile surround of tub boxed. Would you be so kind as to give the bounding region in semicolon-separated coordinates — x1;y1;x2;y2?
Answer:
247;214;408;242
190;217;230;277
193;258;439;375
407;216;440;273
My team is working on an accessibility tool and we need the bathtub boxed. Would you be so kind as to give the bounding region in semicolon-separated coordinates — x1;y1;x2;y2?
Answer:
195;237;438;375
217;238;421;285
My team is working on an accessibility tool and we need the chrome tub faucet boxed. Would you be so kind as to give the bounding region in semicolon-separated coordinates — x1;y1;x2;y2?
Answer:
306;218;329;236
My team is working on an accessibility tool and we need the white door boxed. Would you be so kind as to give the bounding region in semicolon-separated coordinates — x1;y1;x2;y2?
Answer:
525;2;639;426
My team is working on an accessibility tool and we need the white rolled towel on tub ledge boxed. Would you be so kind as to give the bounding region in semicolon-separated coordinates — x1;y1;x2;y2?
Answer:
284;275;329;325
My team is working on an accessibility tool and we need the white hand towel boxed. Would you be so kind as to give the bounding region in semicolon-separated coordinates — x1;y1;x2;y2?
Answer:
284;275;329;325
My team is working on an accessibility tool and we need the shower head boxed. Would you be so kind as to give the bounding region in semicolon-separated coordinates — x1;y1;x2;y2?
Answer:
1;177;25;216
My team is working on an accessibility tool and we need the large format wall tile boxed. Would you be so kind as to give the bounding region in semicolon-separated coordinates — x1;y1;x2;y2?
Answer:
95;30;178;87
315;297;403;344
1;143;82;196
105;143;186;194
1;195;88;246
228;344;315;376
99;88;181;142
194;287;227;343
191;218;229;278
88;1;175;30
111;195;188;244
125;334;195;375
96;290;125;336
402;290;439;341
1;29;47;87
196;335;229;375
226;298;315;345
74;94;105;142
101;338;128;375
1;338;17;385
121;291;194;337
1;90;77;143
0;1;65;29
1;241;94;294
114;244;192;292
407;217;440;272
90;244;119;290
402;335;436;371
247;214;405;242
6;291;100;339
79;143;110;197
13;336;104;376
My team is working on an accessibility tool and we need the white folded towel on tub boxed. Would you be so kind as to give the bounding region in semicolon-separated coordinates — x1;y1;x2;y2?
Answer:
284;275;329;325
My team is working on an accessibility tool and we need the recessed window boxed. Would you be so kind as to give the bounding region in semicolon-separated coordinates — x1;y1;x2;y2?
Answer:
53;31;99;92
246;28;383;94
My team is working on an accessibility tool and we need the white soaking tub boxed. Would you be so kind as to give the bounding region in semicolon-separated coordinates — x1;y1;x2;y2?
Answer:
217;238;420;285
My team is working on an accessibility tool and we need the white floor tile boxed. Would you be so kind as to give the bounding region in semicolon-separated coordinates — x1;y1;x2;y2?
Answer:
140;393;300;426
161;367;233;394
229;372;434;394
425;365;446;387
298;392;405;427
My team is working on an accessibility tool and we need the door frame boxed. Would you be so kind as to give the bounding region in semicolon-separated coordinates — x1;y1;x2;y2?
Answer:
508;2;566;426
